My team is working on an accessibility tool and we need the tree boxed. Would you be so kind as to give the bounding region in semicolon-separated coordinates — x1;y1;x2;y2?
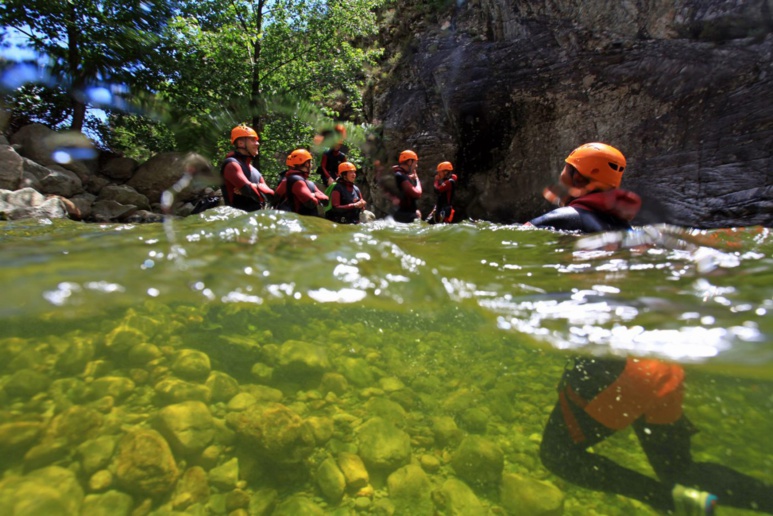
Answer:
0;0;175;132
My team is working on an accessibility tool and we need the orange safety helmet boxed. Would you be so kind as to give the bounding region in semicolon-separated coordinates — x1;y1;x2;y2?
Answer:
286;148;313;168
399;150;418;163
436;161;453;172
231;125;259;145
565;142;626;189
338;161;357;174
334;123;347;139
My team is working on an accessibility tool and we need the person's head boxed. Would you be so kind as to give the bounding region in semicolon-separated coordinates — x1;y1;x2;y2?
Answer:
338;161;357;183
561;142;626;192
231;125;260;157
286;148;313;174
398;150;418;172
436;161;453;179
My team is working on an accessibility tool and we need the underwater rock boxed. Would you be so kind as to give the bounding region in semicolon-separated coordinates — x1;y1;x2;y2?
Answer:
46;405;104;445
0;465;84;515
432;416;464;448
77;435;118;476
171;349;212;382
241;383;284;403
127;343;164;366
226;403;315;466
172;466;210;509
378;376;406;393
316;457;346;503
500;472;564;516
154;401;215;456
154;377;212;404
226;392;258;411
103;325;146;355
320;372;349;395
276;340;331;384
23;438;70;471
205;371;240;402
387;464;433;515
113;429;180;498
364;397;407;427
337;451;370;491
225;489;251;512
271;494;325;516
432;478;487;516
250;362;274;384
460;407;490;434
306;415;335;445
338;357;375;388
247;487;279;516
451;435;504;486
90;376;136;401
0;421;43;458
356;417;411;473
419;454;441;473
4;368;51;398
55;338;95;375
208;457;239;490
88;469;113;492
81;490;134;516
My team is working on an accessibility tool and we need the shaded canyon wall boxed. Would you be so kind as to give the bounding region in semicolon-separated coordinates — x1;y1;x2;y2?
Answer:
364;0;773;227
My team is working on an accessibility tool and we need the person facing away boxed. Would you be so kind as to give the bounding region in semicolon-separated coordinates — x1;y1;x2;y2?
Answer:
220;125;275;212
326;161;366;224
427;161;457;224
389;149;423;223
319;124;348;188
541;354;773;514
273;148;329;217
527;142;641;232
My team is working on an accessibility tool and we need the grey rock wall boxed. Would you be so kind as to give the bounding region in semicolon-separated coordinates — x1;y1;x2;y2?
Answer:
366;0;773;227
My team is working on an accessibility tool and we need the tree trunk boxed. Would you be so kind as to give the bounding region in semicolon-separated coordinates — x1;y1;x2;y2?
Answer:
66;3;86;133
250;0;265;169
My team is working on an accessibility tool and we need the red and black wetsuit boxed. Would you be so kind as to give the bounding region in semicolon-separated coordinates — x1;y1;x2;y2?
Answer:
274;170;328;216
319;148;347;185
431;173;457;223
326;178;363;224
220;152;274;212
540;356;773;512
392;166;422;223
528;189;641;232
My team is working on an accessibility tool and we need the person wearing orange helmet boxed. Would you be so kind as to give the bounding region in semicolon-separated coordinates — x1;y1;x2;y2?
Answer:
318;124;349;187
389;149;423;223
527;142;641;232
325;161;367;224
273;148;329;216
426;161;457;224
220;124;274;212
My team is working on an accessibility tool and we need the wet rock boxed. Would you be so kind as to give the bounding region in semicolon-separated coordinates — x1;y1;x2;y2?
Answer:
55;338;95;375
0;465;84;515
378;376;405;392
113;429;179;498
356;417;411;473
339;357;375;388
316;457;346;503
226;392;258;411
250;362;273;384
98;184;150;210
90;376;136;401
451;435;504;486
103;325;146;355
154;377;212;404
419;454;441;472
320;372;349;395
364;397;406;427
46;405;104;444
500;472;565;516
432;416;464;448
225;489;250;511
0;421;43;458
0;143;23;190
247;487;278;516
306;415;334;445
337;452;370;491
127;343;164;366
23;438;70;470
77;435;118;476
386;464;433;515
81;490;134;516
241;384;283;403
276;340;331;384
154;401;215;456
205;371;240;402
460;407;490;434
208;457;239;490
90;199;137;222
88;469;114;492
433;478;487;516
171;349;212;382
272;495;324;516
4;368;51;398
225;403;315;466
173;466;210;509
101;156;138;181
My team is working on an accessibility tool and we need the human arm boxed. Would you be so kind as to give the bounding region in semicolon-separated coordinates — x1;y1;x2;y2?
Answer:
257;176;274;197
400;173;422;198
291;179;320;209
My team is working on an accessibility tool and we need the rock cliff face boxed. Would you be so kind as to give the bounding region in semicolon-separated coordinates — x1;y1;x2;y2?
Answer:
365;0;773;227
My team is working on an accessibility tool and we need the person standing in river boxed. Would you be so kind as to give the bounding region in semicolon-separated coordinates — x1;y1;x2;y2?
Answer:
318;124;349;188
326;161;367;224
220;124;275;212
274;148;329;217
385;149;422;223
534;142;773;514
526;142;639;232
426;161;457;224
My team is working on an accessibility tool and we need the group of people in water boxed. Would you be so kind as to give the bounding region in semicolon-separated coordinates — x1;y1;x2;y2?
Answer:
219;124;772;515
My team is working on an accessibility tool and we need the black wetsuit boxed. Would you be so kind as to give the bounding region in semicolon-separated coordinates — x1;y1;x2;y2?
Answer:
529;206;630;232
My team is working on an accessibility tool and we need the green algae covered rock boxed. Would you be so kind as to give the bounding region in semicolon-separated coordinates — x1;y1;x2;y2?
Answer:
4;368;51;398
451;435;504;486
45;405;104;445
433;478;487;516
387;464;433;515
171;349;212;382
500;472;565;516
155;377;212;404
316;457;346;503
205;371;240;402
337;451;369;491
0;466;84;516
356;417;411;472
208;457;239;490
77;435;118;476
338;357;375;388
154;401;215;456
81;490;134;516
0;421;42;459
113;429;179;498
225;403;315;465
272;495;324;516
276;340;331;383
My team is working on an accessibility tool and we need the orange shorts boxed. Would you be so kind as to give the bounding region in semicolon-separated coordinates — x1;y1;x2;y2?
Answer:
584;357;685;430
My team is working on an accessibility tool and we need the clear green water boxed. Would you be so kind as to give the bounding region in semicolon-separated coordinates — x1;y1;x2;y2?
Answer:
0;209;771;514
